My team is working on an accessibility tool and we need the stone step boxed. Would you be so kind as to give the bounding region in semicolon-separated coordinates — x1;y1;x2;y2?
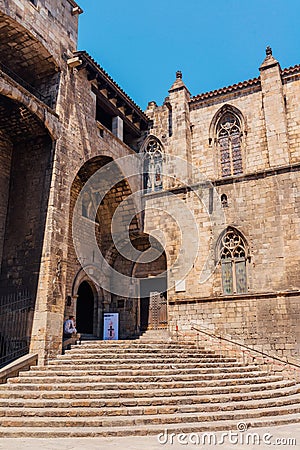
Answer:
1;392;300;418
78;341;202;348
25;365;260;377
1;336;298;438
7;370;278;385
54;355;238;363
0;379;295;399
44;360;248;370
65;346;213;353
48;359;241;368
0;403;300;428
0;413;299;437
2;374;285;391
0;384;299;408
61;350;221;359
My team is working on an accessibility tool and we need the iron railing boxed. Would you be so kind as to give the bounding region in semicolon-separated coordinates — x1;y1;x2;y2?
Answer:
190;324;300;370
0;289;34;368
0;61;51;107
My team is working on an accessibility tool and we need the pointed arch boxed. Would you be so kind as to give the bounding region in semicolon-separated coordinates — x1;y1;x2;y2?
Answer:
141;135;164;193
217;226;249;295
210;105;246;178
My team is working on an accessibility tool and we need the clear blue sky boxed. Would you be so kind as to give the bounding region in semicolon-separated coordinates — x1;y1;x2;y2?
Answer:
77;0;300;110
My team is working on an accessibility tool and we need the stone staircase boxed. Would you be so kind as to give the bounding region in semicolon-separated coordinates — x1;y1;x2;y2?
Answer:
0;338;299;437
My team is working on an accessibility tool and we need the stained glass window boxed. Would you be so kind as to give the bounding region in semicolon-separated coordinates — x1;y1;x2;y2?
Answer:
220;228;247;294
217;113;243;177
144;138;163;193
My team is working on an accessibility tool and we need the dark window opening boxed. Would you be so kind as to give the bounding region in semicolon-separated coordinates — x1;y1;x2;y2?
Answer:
117;300;125;309
221;193;228;207
96;102;112;131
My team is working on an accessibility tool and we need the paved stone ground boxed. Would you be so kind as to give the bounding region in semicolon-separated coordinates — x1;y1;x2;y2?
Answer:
0;424;299;450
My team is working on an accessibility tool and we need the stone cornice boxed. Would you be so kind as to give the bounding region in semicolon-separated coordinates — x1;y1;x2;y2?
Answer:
169;290;300;305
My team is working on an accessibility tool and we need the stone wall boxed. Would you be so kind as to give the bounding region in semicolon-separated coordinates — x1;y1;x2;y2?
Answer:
144;52;300;361
0;0;78;64
0;134;53;291
169;292;300;359
0;134;12;272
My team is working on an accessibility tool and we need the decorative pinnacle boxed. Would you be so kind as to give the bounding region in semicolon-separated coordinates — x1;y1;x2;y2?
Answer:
176;70;182;79
266;46;272;56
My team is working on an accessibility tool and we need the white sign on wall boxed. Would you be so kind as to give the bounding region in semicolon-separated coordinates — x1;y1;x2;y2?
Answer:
175;279;186;292
103;313;119;340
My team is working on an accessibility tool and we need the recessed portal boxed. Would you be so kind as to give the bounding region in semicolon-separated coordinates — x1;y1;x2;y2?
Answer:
140;278;167;331
76;281;94;334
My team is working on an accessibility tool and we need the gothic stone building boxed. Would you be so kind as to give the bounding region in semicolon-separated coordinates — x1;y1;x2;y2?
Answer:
0;0;299;366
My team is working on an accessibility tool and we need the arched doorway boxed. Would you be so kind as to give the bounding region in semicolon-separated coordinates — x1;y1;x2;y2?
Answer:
76;281;94;334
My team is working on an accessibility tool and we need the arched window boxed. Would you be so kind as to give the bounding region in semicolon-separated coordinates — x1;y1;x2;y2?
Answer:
217;112;243;177
143;138;163;193
219;228;248;295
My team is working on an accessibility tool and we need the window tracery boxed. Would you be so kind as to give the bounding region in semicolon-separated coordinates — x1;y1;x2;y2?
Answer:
143;138;163;193
220;228;248;295
217;112;243;177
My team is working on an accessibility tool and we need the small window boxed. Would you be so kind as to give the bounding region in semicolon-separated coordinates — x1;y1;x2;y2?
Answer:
219;228;248;295
221;193;228;207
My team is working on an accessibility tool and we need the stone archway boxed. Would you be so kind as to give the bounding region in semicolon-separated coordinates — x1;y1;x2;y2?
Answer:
0;93;54;366
109;234;168;336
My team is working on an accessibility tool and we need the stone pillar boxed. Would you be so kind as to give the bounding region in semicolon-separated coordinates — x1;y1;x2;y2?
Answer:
29;137;70;365
112;116;123;141
168;71;192;182
260;47;290;167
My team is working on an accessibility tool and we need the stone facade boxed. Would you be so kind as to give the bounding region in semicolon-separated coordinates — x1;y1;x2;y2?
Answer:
0;0;299;365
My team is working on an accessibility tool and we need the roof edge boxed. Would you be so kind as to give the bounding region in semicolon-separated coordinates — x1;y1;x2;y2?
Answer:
190;76;260;104
190;63;300;104
74;50;148;123
66;0;83;13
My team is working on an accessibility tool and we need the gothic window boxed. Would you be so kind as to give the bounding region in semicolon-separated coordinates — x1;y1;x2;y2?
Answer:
219;228;248;295
217;112;243;177
143;138;163;193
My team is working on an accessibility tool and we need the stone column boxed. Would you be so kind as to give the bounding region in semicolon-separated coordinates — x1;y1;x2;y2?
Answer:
29;137;70;365
260;47;290;167
168;71;192;182
112;116;123;141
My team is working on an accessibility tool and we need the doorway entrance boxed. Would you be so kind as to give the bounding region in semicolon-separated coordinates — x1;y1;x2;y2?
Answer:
76;281;94;334
140;278;167;331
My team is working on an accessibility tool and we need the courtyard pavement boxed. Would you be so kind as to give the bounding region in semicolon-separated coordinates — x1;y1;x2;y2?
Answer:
0;424;299;450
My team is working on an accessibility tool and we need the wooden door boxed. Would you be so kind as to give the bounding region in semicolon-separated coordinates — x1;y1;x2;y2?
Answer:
148;291;167;329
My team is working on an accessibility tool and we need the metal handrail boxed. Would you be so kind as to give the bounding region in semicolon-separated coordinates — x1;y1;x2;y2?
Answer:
0;61;50;106
190;324;300;370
